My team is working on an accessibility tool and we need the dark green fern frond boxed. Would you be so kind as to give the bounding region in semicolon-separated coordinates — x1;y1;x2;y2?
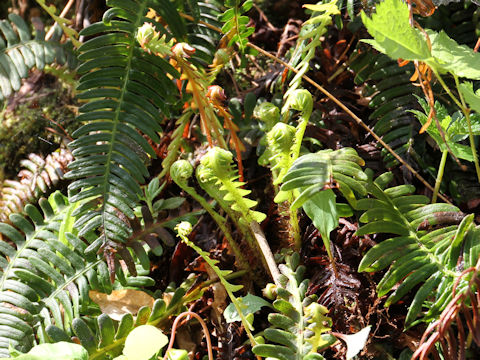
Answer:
0;14;73;101
0;192;111;357
357;172;479;327
349;50;420;168
65;0;183;253
0;149;73;223
253;253;335;360
185;1;222;65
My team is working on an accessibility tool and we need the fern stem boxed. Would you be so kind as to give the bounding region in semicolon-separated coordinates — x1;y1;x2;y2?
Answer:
432;150;448;204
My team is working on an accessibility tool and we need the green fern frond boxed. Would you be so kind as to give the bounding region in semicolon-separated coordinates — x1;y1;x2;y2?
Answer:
280;147;367;211
65;0;182;252
283;1;339;102
253;253;335;360
220;0;255;51
197;147;266;224
0;192;111;357
357;174;479;327
0;13;73;101
0;149;73;223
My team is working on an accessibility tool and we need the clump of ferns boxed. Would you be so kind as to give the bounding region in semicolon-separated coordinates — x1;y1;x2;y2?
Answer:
171;148;280;284
356;171;480;340
252;252;336;360
0;148;73;223
255;89;314;250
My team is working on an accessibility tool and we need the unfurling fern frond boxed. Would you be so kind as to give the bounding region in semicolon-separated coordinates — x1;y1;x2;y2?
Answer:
0;14;74;101
357;172;479;327
0;149;73;223
197;147;266;224
252;253;335;360
65;0;182;253
0;192;111;357
282;1;339;102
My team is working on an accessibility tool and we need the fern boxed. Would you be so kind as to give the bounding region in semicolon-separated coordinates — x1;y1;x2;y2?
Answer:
349;49;420;168
65;0;182;252
0;192;110;356
220;0;255;51
0;13;74;101
282;1;339;103
357;172;479;327
0;149;73;223
252;252;335;360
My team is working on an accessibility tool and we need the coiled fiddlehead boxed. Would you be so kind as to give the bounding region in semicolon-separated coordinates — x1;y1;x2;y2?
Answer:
198;147;265;224
170;160;249;271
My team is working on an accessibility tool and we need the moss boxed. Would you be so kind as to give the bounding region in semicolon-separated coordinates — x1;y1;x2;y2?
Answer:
0;77;79;178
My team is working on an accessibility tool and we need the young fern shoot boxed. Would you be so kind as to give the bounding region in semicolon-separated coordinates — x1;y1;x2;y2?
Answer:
170;160;249;271
197;147;281;284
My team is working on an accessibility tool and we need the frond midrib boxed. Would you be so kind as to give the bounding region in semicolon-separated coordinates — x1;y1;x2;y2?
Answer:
0;213;63;293
98;0;148;244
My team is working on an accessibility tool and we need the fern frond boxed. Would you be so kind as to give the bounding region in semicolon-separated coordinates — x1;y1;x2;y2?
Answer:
65;0;182;252
357;174;479;327
349;49;420;168
197;147;266;224
0;192;112;356
220;0;255;51
282;1;339;103
253;253;335;360
0;13;73;101
280;147;367;211
0;149;73;223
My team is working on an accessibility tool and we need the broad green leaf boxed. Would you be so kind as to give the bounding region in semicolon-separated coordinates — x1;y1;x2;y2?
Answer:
361;0;430;61
122;325;168;360
303;189;338;252
224;293;271;323
428;30;480;79
0;342;88;360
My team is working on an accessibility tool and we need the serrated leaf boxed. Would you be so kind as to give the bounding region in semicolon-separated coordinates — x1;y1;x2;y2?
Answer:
361;0;430;61
428;30;480;79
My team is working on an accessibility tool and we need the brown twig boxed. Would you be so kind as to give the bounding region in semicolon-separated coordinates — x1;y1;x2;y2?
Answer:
163;311;214;360
45;0;76;41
